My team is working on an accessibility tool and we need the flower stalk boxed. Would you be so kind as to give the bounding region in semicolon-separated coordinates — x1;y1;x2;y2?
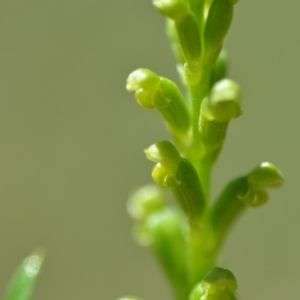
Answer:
125;0;284;299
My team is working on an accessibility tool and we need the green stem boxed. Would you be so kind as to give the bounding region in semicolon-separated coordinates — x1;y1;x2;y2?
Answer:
198;163;212;201
187;223;216;290
188;67;212;198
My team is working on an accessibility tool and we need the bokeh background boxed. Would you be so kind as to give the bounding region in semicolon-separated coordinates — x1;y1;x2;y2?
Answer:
0;1;299;299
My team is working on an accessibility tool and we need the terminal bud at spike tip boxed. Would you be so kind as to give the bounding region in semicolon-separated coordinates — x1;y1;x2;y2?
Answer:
153;0;189;21
247;162;284;189
127;184;167;221
203;79;242;122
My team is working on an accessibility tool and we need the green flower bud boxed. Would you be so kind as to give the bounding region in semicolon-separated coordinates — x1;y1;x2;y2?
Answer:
145;208;187;291
239;188;269;207
202;267;237;295
153;0;190;21
184;62;201;85
189;267;238;300
145;142;206;219
210;48;228;88
126;69;160;92
157;77;190;131
203;79;242;122
210;176;249;243
175;13;202;64
145;141;181;171
134;89;157;109
204;0;235;64
127;184;167;220
152;164;181;189
172;159;206;220
247;162;284;189
166;19;185;65
127;70;190;132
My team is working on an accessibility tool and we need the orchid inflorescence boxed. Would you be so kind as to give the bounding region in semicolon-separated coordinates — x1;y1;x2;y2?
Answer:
122;0;284;299
2;1;284;300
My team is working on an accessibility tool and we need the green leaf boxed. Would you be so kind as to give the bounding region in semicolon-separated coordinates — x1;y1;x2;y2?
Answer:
5;252;44;300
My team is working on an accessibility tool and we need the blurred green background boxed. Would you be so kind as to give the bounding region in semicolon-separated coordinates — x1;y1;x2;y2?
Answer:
0;1;298;299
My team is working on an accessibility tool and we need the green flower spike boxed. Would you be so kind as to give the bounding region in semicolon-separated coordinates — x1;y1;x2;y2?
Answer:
126;69;190;133
126;2;284;300
5;252;44;300
189;267;238;300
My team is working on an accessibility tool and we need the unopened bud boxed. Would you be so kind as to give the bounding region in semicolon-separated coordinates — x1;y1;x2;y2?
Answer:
152;164;180;189
203;79;242;122
135;89;156;109
204;0;234;64
145;208;186;286
127;184;167;220
247;162;284;189
175;13;202;64
189;267;238;300
239;188;269;207
126;69;160;92
145;141;181;171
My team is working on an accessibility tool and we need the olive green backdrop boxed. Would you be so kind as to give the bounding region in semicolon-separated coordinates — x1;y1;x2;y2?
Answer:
0;1;298;299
